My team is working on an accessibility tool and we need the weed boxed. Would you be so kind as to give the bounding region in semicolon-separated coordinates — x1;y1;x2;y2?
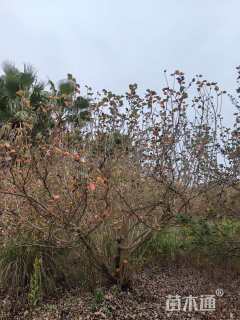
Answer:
28;256;42;306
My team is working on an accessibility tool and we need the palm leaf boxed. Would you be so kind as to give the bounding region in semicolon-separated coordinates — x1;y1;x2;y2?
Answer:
58;79;75;95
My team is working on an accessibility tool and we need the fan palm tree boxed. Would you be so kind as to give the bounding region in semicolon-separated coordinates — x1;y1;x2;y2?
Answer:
0;61;54;142
0;62;36;122
0;62;91;143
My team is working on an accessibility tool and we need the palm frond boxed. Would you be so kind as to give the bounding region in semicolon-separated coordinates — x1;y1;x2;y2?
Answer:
58;79;75;95
2;61;19;76
20;64;36;89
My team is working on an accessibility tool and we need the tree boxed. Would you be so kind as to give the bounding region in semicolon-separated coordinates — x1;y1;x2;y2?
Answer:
0;63;90;144
0;62;36;123
0;69;228;290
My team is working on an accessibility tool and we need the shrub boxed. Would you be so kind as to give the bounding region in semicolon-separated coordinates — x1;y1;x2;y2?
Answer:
139;218;240;267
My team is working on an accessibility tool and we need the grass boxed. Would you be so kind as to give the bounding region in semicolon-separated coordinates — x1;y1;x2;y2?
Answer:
1;218;240;302
0;235;70;298
136;218;240;268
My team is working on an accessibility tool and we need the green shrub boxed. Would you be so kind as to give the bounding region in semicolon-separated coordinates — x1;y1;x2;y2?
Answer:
186;218;240;258
136;228;192;263
137;218;240;266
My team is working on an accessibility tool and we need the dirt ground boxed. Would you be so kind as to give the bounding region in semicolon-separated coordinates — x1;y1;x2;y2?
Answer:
2;262;240;320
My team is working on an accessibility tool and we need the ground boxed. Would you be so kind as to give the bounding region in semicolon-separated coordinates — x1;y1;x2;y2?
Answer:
2;262;240;320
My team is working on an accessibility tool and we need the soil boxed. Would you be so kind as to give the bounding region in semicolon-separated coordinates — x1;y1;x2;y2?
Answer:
2;262;240;320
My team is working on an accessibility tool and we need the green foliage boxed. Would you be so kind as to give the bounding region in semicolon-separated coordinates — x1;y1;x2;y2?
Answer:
0;61;91;143
94;288;105;305
59;80;75;95
187;218;240;257
138;228;191;262
175;213;192;224
20;64;36;89
64;96;91;127
0;61;37;128
1;62;36;98
28;256;42;306
140;219;240;265
0;236;70;298
0;238;39;295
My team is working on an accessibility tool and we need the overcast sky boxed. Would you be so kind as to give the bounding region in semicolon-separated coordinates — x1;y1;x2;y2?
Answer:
1;0;239;123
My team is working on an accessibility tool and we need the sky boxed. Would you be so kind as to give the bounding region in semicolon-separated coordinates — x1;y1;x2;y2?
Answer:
0;0;239;123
